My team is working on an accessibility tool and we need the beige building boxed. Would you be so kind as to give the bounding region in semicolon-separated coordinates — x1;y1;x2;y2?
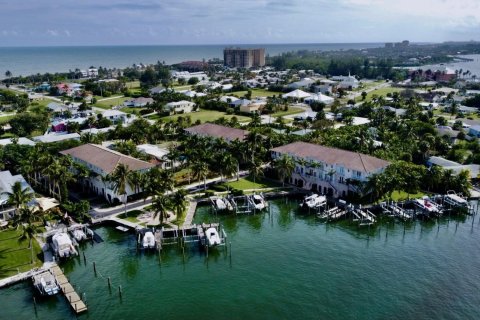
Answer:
223;48;265;68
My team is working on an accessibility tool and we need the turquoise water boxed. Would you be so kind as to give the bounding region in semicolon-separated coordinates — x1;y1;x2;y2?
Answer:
0;43;383;78
1;199;480;320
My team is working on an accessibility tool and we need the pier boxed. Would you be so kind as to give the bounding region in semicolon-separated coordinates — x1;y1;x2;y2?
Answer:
50;264;87;314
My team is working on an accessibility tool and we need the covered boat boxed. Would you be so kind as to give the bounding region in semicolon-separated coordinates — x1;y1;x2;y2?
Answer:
32;270;59;296
142;231;156;249
251;194;267;210
205;227;221;246
51;233;77;258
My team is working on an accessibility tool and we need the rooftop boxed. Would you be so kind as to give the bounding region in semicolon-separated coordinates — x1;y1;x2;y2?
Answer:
271;142;390;173
185;123;249;141
60;144;155;174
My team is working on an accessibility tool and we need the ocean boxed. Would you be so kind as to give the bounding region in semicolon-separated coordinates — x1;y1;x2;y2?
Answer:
0;43;383;78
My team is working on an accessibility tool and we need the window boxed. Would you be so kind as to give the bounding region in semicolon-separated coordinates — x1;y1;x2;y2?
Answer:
339;177;344;184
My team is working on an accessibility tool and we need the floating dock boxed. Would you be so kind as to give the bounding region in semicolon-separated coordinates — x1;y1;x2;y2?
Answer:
50;264;87;314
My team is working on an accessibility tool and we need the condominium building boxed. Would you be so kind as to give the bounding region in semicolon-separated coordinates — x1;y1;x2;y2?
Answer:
223;48;265;68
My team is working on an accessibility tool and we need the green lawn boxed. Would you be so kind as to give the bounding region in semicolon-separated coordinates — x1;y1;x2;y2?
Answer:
118;210;144;224
271;106;304;117
0;229;43;279
0;115;15;124
95;96;127;109
231;89;283;98
225;177;282;190
358;87;404;102
125;81;140;89
381;190;426;202
159;109;251;123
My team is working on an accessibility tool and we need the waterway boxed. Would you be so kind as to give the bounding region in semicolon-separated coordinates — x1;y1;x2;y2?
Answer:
1;199;480;319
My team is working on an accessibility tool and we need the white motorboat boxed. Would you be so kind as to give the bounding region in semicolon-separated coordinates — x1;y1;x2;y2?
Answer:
71;228;87;242
51;233;77;258
32;270;59;296
142;231;156;249
414;198;441;214
301;194;327;209
251;194;267;210
215;198;227;210
205;227;221;246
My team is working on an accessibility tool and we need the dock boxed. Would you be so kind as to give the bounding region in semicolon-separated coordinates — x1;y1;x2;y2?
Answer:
50;264;87;314
183;200;198;227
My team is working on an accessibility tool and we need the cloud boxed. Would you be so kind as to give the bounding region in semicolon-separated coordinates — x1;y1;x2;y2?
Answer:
47;29;59;37
0;0;478;45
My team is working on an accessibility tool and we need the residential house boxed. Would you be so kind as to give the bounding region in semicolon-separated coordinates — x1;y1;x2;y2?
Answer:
282;89;312;100
102;110;128;123
427;156;480;180
136;144;181;170
331;75;359;89
0;137;35;146
469;125;480;138
0;170;34;207
184;123;249;142
32;133;81;144
271;142;390;197
304;93;334;105
123;97;154;107
164;100;196;114
287;78;316;90
60;144;155;203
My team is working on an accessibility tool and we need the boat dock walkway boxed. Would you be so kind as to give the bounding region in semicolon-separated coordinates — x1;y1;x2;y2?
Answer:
183;201;198;227
51;264;87;314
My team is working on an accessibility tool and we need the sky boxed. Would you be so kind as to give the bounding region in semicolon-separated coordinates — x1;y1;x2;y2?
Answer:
0;0;479;46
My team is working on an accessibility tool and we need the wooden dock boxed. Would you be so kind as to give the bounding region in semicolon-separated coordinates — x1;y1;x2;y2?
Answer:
50;264;87;314
183;200;197;227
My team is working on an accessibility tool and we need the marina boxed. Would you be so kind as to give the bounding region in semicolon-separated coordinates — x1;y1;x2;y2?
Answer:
1;198;480;319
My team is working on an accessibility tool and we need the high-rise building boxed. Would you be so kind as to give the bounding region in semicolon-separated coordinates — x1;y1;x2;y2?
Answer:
223;48;265;68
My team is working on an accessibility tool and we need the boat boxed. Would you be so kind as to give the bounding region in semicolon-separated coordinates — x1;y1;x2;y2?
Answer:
51;233;77;258
301;194;327;209
444;191;469;207
205;227;221;246
215;198;227;210
414;198;441;215
32;270;59;296
251;194;268;210
142;231;156;249
71;228;87;242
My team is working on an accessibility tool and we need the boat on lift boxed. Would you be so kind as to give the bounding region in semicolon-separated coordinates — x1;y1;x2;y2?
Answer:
251;194;268;210
142;231;156;249
301;194;327;209
205;227;221;246
51;233;77;258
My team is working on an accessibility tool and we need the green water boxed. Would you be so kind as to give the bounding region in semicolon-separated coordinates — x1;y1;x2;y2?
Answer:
1;199;480;320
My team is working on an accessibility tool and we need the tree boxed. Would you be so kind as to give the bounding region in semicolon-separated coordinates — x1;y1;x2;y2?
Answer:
1;181;34;214
191;160;209;190
18;222;38;264
170;189;187;221
107;164;134;214
152;193;171;224
187;77;199;85
273;154;295;186
361;91;367;100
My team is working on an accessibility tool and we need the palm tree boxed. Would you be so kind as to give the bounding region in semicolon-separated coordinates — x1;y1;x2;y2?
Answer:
170;189;187;221
5;70;12;86
249;158;264;184
18;222;38;264
152;193;171;224
108;164;134;214
191;160;209;190
273;154;295;187
2;181;34;214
